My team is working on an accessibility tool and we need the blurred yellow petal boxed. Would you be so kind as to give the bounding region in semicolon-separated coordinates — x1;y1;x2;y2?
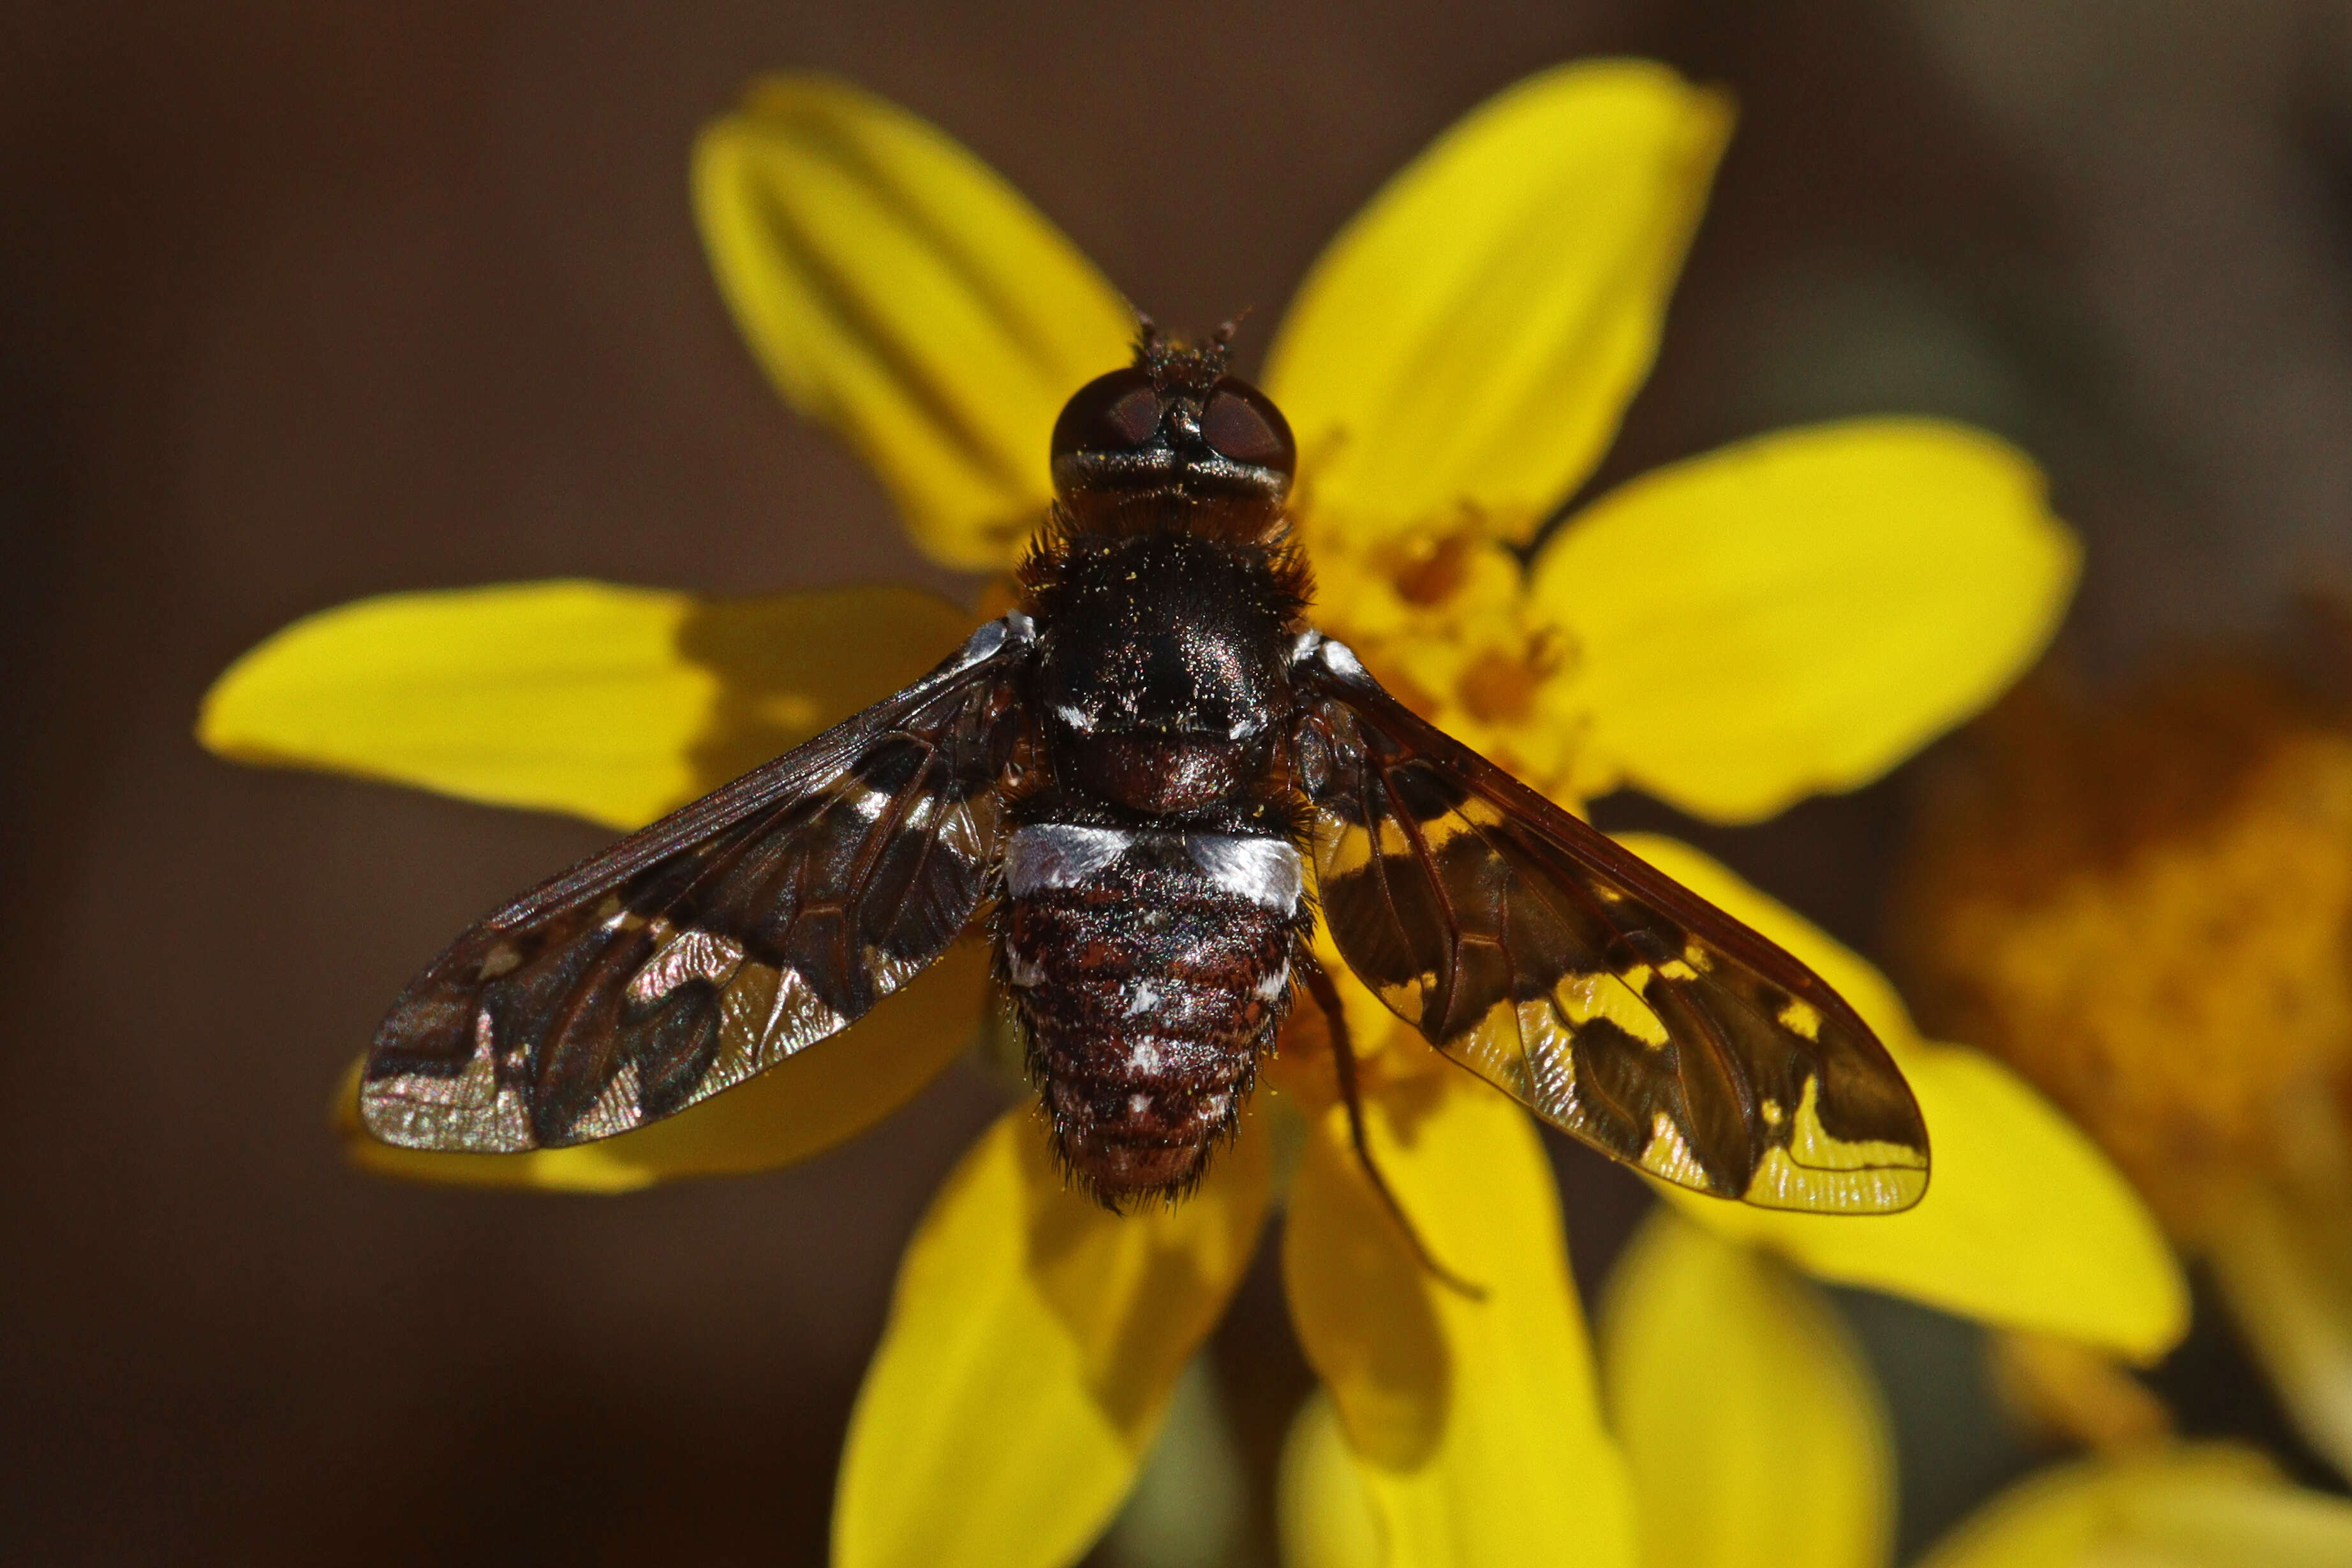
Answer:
1539;420;2078;824
2207;1119;2352;1479
1918;1446;2352;1568
1264;60;1731;545
836;1107;1273;1568
1655;1043;2186;1359
198;580;973;830
694;75;1135;569
1283;1076;1636;1567
1621;834;2187;1361
1990;1329;2173;1456
334;937;989;1192
1601;1209;1892;1568
1278;1391;1384;1568
674;584;975;793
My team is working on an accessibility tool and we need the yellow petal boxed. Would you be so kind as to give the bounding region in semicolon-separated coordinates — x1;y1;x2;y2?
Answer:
2207;1131;2352;1479
1282;1076;1636;1567
334;936;989;1192
1264;61;1731;545
1278;1391;1386;1568
1620;834;2187;1361
1537;420;2078;824
836;1107;1273;1568
1601;1210;1893;1568
694;75;1135;569
1918;1446;2352;1568
198;581;973;830
1990;1330;2174;1456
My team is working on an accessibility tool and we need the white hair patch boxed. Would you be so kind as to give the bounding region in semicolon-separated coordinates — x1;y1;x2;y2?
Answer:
1003;824;1133;893
1186;834;1305;913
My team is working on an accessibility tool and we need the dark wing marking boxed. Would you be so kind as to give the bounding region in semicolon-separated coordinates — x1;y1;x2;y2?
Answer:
359;615;1037;1152
1291;634;1928;1213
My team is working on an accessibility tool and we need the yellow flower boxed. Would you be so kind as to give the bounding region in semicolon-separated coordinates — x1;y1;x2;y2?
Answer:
1915;1445;2352;1568
201;63;2184;1567
1286;1209;2351;1568
1901;661;2352;1481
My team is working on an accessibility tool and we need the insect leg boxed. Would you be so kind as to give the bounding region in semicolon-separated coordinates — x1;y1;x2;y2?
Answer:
1299;954;1484;1300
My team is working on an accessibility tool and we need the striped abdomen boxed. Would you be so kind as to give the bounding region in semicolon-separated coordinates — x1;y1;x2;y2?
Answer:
1001;824;1306;1201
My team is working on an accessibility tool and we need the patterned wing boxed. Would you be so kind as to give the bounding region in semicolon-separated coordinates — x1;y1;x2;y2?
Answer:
1291;634;1928;1213
359;616;1036;1151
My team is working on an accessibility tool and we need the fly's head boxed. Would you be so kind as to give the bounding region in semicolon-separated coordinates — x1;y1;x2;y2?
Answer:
1049;321;1296;510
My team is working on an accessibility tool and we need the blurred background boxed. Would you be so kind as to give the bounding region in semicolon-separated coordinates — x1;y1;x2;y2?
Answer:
6;1;2352;1562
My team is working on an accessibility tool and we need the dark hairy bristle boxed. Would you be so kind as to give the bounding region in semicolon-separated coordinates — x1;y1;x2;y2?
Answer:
1037;1074;1254;1213
1007;973;1265;1211
1014;512;1313;626
976;978;1246;1212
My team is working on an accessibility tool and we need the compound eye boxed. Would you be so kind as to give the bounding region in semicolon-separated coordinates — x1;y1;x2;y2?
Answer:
1202;376;1296;478
1051;368;1164;461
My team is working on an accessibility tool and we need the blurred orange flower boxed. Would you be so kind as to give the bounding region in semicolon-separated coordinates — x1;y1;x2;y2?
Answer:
1902;657;2352;1481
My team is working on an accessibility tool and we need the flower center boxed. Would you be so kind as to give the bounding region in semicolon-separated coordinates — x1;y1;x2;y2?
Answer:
1900;671;2352;1239
1306;516;1578;794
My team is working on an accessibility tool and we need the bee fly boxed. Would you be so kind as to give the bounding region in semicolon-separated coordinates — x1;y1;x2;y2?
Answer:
361;325;1930;1225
